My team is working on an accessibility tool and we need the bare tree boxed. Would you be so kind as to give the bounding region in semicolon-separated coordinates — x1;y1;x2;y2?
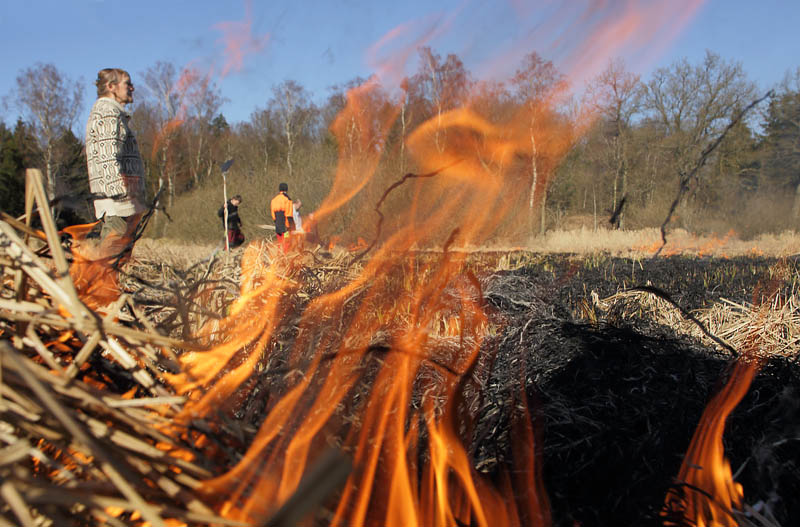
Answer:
586;58;641;228
269;80;317;180
511;52;569;235
176;68;225;187
398;77;411;175
248;106;282;178
8;63;82;203
409;47;472;154
139;61;183;209
640;51;757;228
642;51;755;159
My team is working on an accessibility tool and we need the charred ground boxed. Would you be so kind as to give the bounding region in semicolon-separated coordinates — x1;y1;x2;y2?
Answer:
474;253;800;526
113;249;800;525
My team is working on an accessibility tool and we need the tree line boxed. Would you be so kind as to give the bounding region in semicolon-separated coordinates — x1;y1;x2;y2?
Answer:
2;49;799;243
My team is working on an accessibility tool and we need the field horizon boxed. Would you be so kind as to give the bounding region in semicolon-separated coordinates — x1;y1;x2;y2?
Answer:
135;225;800;262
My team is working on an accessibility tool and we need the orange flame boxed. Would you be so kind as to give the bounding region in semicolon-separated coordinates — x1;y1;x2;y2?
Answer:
662;262;789;526
151;118;185;161
160;2;710;524
662;361;755;527
636;230;738;258
63;221;126;310
182;244;555;525
58;5;709;522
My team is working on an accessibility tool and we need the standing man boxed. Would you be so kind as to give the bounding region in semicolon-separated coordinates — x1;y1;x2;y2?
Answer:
270;182;293;252
85;68;147;251
218;194;245;249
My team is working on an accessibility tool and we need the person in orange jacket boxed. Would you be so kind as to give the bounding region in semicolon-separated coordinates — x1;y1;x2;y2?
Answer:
270;182;294;252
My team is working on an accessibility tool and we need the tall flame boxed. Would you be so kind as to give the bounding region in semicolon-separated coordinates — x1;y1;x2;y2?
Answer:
662;264;789;526
180;244;552;525
662;361;755;527
72;1;710;524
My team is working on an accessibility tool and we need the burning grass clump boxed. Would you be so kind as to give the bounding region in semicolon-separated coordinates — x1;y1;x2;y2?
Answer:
0;214;237;523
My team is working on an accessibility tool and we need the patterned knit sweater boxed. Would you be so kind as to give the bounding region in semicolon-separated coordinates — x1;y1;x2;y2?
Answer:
85;97;146;218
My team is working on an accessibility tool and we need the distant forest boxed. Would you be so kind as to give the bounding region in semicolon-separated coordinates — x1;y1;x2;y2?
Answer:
2;49;799;244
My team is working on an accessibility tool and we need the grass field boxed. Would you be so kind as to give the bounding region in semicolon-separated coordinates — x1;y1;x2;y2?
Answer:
136;226;800;261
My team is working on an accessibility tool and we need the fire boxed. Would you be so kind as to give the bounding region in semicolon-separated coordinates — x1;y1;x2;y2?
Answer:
62;221;127;310
349;237;369;252
212;0;270;78
41;2;719;525
183;246;553;525
636;230;738;258
697;230;735;258
662;263;789;526
151;118;185;161
662;361;756;527
154;2;714;525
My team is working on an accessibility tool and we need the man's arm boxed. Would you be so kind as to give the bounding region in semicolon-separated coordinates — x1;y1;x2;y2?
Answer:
285;200;295;230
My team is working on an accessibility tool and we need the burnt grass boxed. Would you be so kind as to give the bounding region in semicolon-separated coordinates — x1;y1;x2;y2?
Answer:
215;251;799;526
470;253;800;526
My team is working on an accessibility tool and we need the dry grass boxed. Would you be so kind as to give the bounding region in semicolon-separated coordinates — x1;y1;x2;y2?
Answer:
468;227;800;257
140;227;800;261
132;238;219;266
598;285;800;361
0;172;240;526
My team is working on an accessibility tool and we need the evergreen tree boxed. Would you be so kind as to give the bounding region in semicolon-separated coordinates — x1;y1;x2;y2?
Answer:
699;112;759;212
761;90;800;192
53;129;92;225
0;123;26;216
12;118;40;170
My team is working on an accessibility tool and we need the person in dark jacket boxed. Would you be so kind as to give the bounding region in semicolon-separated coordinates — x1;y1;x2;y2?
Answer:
218;194;244;249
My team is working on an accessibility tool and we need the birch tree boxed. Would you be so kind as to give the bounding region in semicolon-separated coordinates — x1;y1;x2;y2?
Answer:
8;63;82;204
140;61;182;208
511;52;568;235
270;80;316;179
409;48;471;154
178;69;225;187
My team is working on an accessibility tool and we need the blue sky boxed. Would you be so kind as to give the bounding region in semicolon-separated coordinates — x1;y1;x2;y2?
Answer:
2;0;798;131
